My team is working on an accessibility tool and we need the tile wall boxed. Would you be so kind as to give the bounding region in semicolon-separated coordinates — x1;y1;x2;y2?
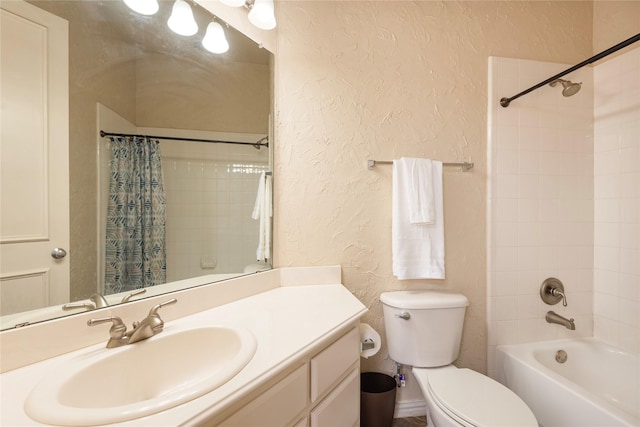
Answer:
593;46;640;354
487;56;594;377
161;141;269;281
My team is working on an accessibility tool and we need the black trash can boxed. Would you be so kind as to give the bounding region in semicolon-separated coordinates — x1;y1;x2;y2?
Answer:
360;372;397;427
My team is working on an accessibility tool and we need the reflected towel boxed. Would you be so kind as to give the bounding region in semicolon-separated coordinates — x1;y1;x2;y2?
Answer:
392;158;445;279
252;172;272;261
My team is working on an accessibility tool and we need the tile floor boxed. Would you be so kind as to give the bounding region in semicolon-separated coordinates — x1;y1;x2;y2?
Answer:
391;416;427;427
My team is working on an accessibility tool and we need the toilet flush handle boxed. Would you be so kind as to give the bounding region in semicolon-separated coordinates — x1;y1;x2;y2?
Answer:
395;311;411;320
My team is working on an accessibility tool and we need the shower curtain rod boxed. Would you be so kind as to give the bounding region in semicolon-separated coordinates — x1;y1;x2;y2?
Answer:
100;130;269;148
500;33;640;108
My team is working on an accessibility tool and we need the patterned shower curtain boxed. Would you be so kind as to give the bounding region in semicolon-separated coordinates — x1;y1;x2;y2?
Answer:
105;136;166;294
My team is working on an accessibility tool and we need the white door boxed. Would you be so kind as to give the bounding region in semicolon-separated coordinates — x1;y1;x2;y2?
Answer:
0;0;69;316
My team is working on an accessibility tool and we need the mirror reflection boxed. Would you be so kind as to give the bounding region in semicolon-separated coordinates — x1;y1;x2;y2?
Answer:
0;0;273;329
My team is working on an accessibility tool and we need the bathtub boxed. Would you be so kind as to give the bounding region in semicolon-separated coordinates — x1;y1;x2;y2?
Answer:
496;338;639;427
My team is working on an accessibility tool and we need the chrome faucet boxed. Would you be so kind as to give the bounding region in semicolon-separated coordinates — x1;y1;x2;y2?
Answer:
546;311;575;330
88;298;177;348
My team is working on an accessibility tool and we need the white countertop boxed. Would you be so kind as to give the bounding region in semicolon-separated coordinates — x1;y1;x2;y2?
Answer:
0;282;367;426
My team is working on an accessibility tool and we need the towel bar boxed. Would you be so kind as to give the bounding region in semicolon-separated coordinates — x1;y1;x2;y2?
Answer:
367;160;474;172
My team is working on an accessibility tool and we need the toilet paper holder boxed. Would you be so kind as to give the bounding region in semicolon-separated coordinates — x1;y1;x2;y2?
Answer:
361;338;375;351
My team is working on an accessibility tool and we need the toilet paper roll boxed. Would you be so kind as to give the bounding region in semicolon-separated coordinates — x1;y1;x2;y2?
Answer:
359;323;381;359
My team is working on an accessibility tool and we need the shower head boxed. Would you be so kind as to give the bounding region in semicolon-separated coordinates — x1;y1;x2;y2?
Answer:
549;78;582;97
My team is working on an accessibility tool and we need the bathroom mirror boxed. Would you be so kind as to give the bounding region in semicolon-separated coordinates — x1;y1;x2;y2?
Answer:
0;0;273;329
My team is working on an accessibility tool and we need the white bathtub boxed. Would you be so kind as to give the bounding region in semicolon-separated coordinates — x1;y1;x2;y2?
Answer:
496;338;639;427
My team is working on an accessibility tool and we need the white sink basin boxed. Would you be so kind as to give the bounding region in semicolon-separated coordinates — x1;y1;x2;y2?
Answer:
25;325;257;426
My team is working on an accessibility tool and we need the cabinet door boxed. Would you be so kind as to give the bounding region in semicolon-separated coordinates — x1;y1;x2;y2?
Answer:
220;364;308;427
310;367;359;427
310;327;359;402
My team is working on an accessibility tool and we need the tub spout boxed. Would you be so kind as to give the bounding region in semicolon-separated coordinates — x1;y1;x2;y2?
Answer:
546;311;575;330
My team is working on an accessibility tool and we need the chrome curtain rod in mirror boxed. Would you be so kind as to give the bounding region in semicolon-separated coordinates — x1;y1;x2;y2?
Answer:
500;33;640;108
100;130;269;148
367;160;474;172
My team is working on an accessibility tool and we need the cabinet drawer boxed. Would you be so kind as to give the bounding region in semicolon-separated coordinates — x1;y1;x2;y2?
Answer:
310;367;359;427
220;364;308;427
310;327;359;402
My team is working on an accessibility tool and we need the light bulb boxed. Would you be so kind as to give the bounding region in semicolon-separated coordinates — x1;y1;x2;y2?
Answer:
219;0;246;7
167;0;198;36
248;0;276;30
123;0;159;15
202;22;229;54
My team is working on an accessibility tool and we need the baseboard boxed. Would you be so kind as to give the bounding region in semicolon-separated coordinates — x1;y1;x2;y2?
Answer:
394;399;426;418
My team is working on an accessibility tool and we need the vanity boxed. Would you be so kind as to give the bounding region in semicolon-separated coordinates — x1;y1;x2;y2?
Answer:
0;266;367;426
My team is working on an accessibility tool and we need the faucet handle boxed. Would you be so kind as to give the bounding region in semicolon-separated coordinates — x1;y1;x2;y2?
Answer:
87;316;127;339
88;317;130;348
126;299;177;344
121;288;147;304
131;299;178;333
62;302;96;311
62;293;110;311
148;298;178;317
550;288;568;307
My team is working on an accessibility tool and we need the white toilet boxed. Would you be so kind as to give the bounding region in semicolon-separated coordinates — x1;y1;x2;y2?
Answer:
380;291;537;427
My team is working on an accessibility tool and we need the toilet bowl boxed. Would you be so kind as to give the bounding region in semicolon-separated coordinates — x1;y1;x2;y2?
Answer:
380;291;537;427
413;366;537;427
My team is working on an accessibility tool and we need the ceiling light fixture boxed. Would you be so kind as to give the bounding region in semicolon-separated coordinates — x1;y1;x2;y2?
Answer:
202;21;229;54
167;0;198;36
122;0;159;15
248;0;276;30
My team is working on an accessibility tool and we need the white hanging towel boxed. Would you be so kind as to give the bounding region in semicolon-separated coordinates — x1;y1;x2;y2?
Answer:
252;172;272;261
392;158;445;279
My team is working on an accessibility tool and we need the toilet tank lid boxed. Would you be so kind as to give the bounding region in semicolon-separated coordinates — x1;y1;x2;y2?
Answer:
380;291;469;309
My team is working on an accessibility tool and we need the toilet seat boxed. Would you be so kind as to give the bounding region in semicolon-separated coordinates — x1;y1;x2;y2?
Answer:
415;367;537;427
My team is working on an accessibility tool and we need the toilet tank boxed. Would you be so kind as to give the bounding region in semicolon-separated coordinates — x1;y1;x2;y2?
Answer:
380;291;469;367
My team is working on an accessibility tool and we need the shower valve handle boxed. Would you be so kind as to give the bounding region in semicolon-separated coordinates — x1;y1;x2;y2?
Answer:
550;288;568;307
540;278;568;307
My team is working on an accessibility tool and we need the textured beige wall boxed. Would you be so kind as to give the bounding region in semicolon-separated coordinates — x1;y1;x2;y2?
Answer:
273;1;593;395
593;1;640;54
136;54;270;133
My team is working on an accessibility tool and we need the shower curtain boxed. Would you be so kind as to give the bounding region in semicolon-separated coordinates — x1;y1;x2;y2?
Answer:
105;136;166;294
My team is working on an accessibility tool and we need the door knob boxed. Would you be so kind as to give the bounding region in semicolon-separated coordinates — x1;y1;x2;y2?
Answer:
51;247;67;259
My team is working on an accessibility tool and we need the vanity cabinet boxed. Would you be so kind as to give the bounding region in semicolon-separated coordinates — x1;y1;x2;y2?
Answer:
0;272;368;426
216;325;360;427
218;364;308;426
310;367;359;427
